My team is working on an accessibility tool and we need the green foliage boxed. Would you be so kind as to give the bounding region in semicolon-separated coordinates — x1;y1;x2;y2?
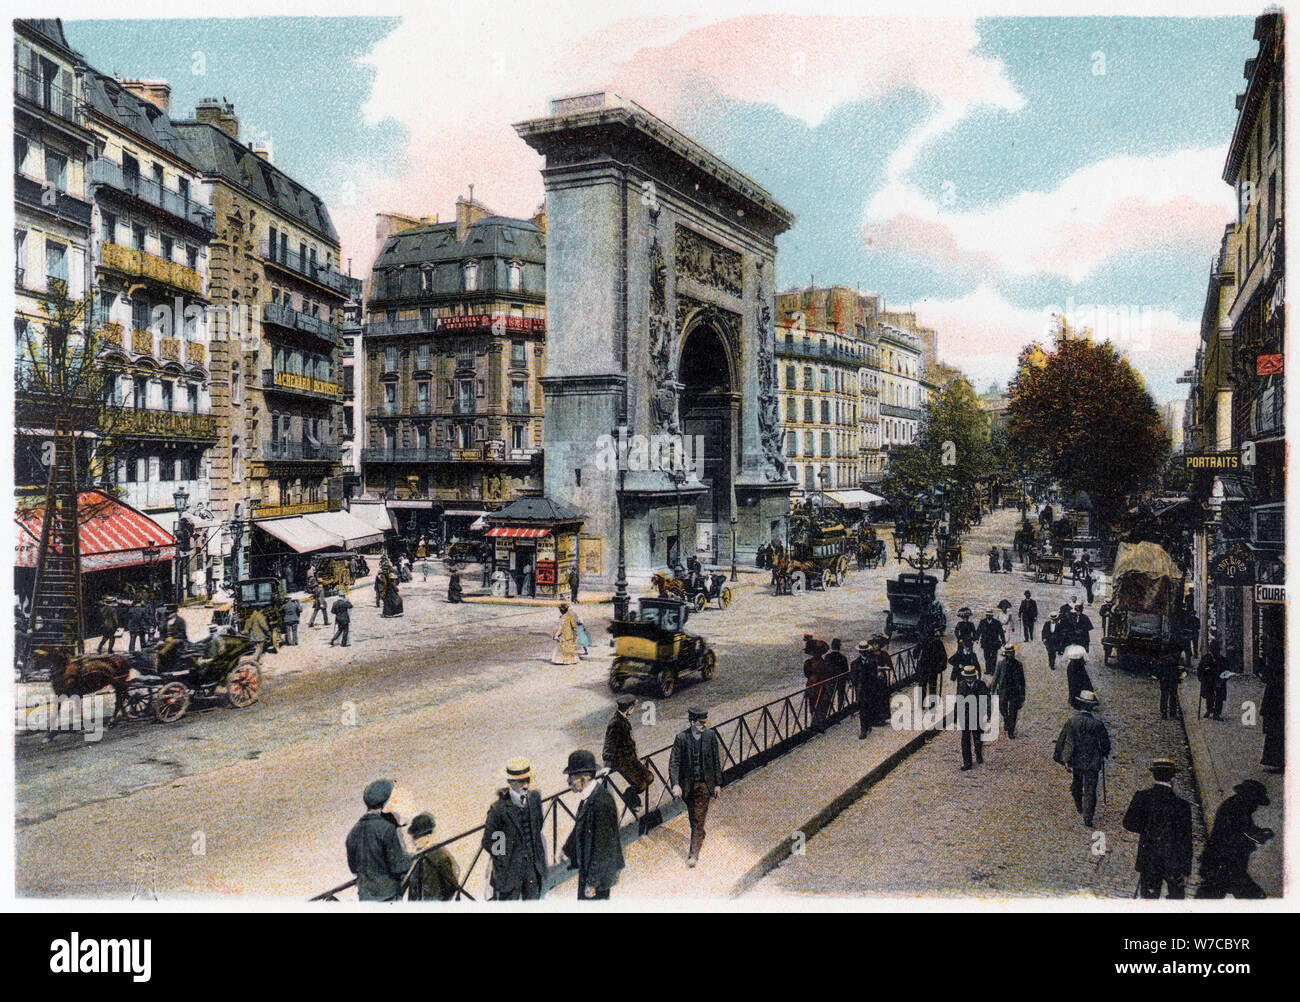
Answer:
1008;323;1170;524
882;376;991;510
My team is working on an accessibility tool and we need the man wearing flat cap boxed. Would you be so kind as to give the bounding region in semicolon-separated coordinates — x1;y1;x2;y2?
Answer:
561;749;624;899
1053;691;1110;828
482;757;548;899
345;779;413;902
1122;759;1193;898
603;696;653;811
670;707;723;867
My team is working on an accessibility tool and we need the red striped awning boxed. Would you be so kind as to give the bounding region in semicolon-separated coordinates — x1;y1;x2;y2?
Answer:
15;490;177;572
485;526;552;539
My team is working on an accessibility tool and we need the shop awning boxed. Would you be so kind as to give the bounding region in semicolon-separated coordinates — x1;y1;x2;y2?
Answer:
443;509;484;518
303;510;387;550
486;526;552;539
14;490;176;572
256;516;340;554
347;502;397;535
824;490;886;509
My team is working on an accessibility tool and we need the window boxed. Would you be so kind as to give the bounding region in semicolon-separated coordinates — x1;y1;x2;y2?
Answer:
786;397;796;421
98;290;115;324
511;424;525;451
384;383;396;414
44;149;67;191
804;399;814;423
160;381;173;411
101;210;117;244
179;177;190;203
821;369;831;392
458;379;474;412
15;230;26;286
45;239;67;288
821;400;830;423
512;340;526;366
785;364;795;388
417;381;430;411
802;366;813;390
231;438;243;482
420;266;432;292
161;235;174;261
15;134;28;173
508;260;522;292
416;425;429;450
464;260;479;292
421;307;434;330
384;346;398;372
176;454;194;482
280;232;288;262
231;367;242;406
132;224;146;251
187;384;199;413
132;299;150;331
268;226;277;259
133;376;148;409
416;344;431;370
152;163;164;192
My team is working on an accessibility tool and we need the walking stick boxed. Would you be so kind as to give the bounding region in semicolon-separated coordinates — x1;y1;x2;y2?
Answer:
1101;760;1107;805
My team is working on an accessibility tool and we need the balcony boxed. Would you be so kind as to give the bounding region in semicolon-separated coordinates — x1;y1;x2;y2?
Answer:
776;336;866;366
1251;380;1284;440
363;313;546;337
260;367;340;402
360;446;542;465
261;240;361;299
880;403;922;421
90;159;216;237
262;440;341;462
110;408;218;441
118;478;208;513
365;317;434;338
14;65;74;120
101;242;202;296
254;498;341;520
262;301;340;346
160;338;183;363
15;172;92;229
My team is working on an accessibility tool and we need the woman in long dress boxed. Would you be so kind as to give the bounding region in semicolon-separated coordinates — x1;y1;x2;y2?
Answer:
381;568;404;618
552;603;580;665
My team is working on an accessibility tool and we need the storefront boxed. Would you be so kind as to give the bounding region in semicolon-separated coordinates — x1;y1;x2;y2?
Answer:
484;496;584;599
252;509;388;589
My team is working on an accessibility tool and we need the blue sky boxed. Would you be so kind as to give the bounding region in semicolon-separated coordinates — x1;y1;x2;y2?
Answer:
64;11;1261;401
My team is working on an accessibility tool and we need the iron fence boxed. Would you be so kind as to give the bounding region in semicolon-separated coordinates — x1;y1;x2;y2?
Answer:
312;641;921;901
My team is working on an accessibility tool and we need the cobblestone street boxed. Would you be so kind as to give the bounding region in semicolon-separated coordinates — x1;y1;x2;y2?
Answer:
752;508;1216;899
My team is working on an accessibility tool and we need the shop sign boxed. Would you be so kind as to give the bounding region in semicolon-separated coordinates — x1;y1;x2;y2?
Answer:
1257;353;1284;375
1255;583;1286;605
536;559;556;586
1183;452;1241;471
1210;546;1256;586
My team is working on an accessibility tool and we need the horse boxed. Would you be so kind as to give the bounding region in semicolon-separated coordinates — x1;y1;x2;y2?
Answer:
650;572;688;602
37;646;134;724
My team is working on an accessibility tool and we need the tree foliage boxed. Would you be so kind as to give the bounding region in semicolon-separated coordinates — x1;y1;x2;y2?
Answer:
883;376;991;512
1007;323;1170;523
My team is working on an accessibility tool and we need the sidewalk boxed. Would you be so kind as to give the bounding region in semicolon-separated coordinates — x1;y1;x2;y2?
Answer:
1178;671;1283;895
612;689;946;900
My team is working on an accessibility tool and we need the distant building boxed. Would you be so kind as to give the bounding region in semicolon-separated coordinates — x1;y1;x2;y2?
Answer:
876;322;925;452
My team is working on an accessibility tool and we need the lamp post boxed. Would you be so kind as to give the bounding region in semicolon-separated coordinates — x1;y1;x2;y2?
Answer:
143;539;160;602
671;465;686;576
172;486;189;605
612;424;630;622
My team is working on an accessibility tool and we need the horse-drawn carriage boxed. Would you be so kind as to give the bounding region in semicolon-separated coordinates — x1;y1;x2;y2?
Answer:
1102;542;1186;674
940;539;963;570
650;569;734;611
311;551;368;593
772;513;854;595
608;597;717;697
883;573;947;640
856;537;888;569
122;631;263;723
1030;553;1065;583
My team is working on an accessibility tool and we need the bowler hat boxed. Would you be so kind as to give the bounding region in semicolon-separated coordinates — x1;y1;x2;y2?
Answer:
363;779;394;809
688;706;708;721
409;812;436;838
616;695;636;712
563;749;598;775
1150;758;1179;779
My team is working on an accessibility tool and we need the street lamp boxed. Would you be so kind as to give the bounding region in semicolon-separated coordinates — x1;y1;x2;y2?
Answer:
671;463;687;576
612;424;630;622
172;486;189;604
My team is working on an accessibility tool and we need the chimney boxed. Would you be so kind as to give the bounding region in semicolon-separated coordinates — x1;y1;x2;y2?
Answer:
456;193;491;243
120;78;171;114
251;140;273;164
531;201;547;237
195;97;240;140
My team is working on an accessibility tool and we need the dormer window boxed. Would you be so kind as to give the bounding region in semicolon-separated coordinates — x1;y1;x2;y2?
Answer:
464;260;479;292
508;260;522;292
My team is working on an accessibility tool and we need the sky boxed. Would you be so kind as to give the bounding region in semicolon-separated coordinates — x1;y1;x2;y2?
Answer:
63;4;1262;403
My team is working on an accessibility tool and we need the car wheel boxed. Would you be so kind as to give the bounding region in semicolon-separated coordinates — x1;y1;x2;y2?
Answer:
657;669;677;698
700;649;717;680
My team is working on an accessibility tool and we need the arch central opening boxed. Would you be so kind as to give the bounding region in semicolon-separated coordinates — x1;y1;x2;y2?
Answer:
678;322;738;565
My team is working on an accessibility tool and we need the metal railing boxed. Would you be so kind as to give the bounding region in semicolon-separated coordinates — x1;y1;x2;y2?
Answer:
311;643;920;901
263;301;340;345
14;65;74;119
262;240;361;298
263;440;341;462
90;159;216;235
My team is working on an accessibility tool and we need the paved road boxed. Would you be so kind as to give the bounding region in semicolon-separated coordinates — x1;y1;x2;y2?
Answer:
751;509;1207;899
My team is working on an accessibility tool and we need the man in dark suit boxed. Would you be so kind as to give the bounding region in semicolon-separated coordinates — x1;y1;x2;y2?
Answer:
1122;758;1193;898
329;594;352;647
669;707;723;868
850;640;877;739
955;664;990;771
824;637;851;713
914;627;947;707
976;610;1005;673
1156;656;1185;720
561;749;625;900
127;598;149;652
1042;612;1062;670
990;644;1026;738
1053;690;1110;828
602;695;652;810
1018;590;1038;641
483;757;548;899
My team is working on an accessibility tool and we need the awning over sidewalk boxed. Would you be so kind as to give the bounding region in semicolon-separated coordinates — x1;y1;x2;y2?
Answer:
347;502;397;535
302;510;387;550
256;515;340;554
14;490;176;572
823;490;886;509
486;526;552;539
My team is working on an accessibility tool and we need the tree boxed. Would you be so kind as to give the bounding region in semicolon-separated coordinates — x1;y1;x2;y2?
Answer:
1007;320;1170;524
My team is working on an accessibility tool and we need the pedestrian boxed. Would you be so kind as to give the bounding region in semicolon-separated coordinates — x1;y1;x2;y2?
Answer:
552;603;581;665
976;609;1005;673
1260;661;1284;772
669;707;723;868
850;640;877;739
97;596;119;653
949;639;980;682
1042;612;1062;670
802;634;831;732
988;546;1000;573
1195;780;1274;899
374;566;385;608
523;560;535;598
1197;635;1230;720
308;581;330;627
1156;656;1185;720
1018;590;1038;641
447;568;463;603
483;757;548;900
245;606;273;662
996;599;1015;640
955;664;990;771
406;811;461;901
127;597;149;652
380;567;404;618
824;637;850;710
1122;758;1193;899
560;750;624;900
567;566;580;603
281;595;301;646
914;626;947;706
1063;645;1093;705
1001;547;1013;574
1058;601;1078;646
1186;609;1201;659
867;634;893;724
416;537;428;560
1052;690;1110;828
603;695;653;810
1083;568;1095;604
990;643;1026;738
329;593;353;647
345;779;413;902
1099;599;1114;643
1073;602;1094;652
954;607;976;650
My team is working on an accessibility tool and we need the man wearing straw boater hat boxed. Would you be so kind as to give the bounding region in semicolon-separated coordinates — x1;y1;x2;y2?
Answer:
1053;690;1111;828
955;663;990;771
1122;758;1193;898
850;640;879;739
560;749;624;900
669;707;723;868
482;756;548;899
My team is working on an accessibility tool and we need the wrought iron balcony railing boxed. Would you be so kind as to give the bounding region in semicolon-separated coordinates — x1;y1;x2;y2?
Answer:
262;301;340;345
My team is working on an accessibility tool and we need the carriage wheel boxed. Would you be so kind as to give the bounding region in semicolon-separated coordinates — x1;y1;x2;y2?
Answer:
226;660;263;708
790;571;807;596
121;685;152;720
657;668;677;698
719;587;733;610
819;569;831;591
152;681;190;723
837;555;851;579
694;593;707;613
608;673;625;693
700;649;717;680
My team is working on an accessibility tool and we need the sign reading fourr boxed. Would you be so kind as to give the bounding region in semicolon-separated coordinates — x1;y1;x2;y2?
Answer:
1255;583;1286;605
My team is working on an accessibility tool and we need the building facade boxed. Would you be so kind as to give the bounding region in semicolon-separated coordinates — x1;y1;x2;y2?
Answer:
361;197;547;542
173;100;360;584
876;322;925;451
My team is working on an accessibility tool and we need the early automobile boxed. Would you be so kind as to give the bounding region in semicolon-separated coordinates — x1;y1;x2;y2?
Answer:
1030;553;1065;583
884;572;947;640
235;577;286;644
122;631;263;723
686;568;734;611
608;597;717;697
